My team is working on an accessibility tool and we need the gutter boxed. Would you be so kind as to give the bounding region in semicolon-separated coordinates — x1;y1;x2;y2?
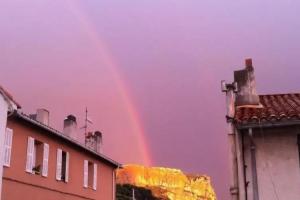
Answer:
236;120;300;130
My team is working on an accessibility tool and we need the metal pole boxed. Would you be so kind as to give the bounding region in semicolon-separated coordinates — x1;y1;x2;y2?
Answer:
85;107;88;136
132;188;135;200
249;128;259;200
235;128;246;200
223;83;239;200
84;107;88;146
228;123;239;200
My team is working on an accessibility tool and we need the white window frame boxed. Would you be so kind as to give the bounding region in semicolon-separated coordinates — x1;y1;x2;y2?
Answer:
56;149;62;180
93;163;97;190
42;143;49;177
3;128;13;167
56;148;69;182
25;137;35;173
83;160;98;190
83;160;88;188
65;152;69;182
25;137;49;176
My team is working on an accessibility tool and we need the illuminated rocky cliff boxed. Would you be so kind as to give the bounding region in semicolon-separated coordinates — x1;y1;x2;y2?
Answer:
116;165;217;200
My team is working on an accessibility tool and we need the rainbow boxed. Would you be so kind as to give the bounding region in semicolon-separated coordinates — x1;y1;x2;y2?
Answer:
65;0;152;166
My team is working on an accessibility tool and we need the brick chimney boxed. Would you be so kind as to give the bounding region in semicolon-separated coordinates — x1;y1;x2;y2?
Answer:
234;58;260;107
85;131;103;153
63;115;77;139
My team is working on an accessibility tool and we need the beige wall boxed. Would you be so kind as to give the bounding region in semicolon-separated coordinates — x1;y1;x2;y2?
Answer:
243;127;300;200
2;118;116;200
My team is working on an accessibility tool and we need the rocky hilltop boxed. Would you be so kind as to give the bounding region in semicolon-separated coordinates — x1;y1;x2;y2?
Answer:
116;165;217;200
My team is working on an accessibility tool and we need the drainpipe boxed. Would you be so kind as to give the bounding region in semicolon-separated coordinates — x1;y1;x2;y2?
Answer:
248;128;259;200
235;128;246;200
228;123;239;200
222;81;239;200
113;167;119;200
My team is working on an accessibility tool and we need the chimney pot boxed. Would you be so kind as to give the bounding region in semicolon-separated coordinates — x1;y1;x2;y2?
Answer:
66;115;76;123
245;58;252;67
245;58;253;69
35;108;49;126
85;131;103;153
63;114;77;139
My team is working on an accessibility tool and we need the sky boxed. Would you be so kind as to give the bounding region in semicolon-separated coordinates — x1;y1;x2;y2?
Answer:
1;0;300;199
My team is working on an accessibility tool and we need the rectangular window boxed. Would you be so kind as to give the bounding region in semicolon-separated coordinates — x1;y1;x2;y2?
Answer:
56;149;69;182
83;160;97;190
3;128;13;167
32;140;43;174
26;137;49;176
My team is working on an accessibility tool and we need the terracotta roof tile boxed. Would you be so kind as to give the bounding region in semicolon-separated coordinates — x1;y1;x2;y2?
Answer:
235;93;300;124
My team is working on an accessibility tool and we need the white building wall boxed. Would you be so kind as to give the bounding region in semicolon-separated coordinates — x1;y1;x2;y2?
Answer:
0;95;9;200
244;127;300;200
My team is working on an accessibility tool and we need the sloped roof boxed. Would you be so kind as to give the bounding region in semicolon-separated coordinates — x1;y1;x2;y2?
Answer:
0;85;21;108
12;111;121;168
235;93;300;125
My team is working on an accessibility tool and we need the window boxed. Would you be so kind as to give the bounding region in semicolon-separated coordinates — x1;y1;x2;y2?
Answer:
32;140;43;174
4;128;13;167
56;149;69;182
83;160;97;190
26;137;49;177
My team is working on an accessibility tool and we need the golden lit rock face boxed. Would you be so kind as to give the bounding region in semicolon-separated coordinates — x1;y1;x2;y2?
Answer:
117;165;217;200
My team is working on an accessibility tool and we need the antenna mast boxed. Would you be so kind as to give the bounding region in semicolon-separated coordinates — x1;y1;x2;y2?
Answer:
85;107;88;137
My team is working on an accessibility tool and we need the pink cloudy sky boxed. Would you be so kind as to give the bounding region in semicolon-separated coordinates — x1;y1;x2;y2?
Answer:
1;0;300;199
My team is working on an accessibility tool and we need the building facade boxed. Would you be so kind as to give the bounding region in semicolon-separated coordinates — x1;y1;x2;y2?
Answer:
0;86;20;199
222;59;300;200
0;86;120;200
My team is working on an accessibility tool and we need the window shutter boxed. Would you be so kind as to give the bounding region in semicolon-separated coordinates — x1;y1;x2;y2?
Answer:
93;163;97;190
56;149;62;180
4;128;13;167
42;143;49;177
65;152;69;182
25;137;34;173
83;160;88;188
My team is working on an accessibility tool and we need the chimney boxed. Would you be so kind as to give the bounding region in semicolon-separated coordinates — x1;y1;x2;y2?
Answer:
85;131;103;153
245;58;253;69
31;108;50;126
234;58;260;107
63;115;77;139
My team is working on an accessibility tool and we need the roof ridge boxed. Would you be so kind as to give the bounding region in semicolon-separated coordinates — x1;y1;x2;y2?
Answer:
258;93;300;96
13;110;121;167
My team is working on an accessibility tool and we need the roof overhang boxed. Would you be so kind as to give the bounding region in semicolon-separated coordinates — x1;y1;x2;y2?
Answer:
236;120;300;130
0;86;21;109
